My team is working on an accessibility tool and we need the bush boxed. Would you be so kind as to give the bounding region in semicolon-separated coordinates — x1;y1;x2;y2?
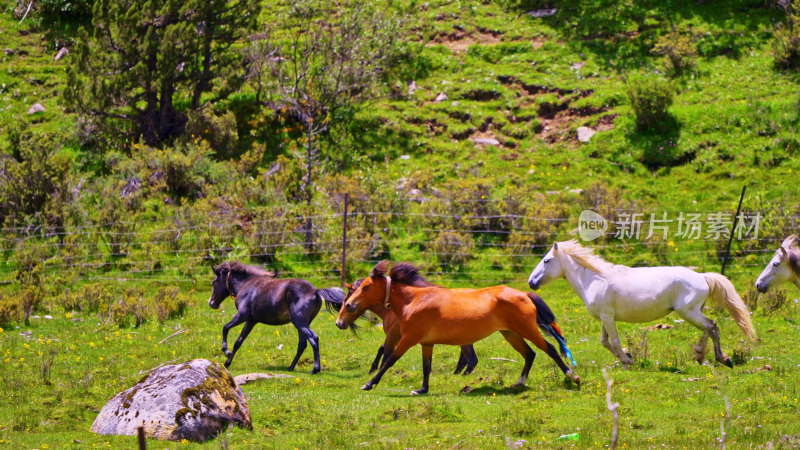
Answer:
0;293;23;327
186;108;240;158
626;74;674;131
773;0;800;70
431;231;474;270
651;30;696;77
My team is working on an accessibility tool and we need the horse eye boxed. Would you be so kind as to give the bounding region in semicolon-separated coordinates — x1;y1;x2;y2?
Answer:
544;259;550;264
346;302;357;312
773;261;780;267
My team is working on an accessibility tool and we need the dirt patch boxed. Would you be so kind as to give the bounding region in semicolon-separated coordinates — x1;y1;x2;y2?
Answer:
595;114;618;131
428;27;502;53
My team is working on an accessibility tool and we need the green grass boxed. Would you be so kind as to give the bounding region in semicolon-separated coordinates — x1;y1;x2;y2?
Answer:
3;0;800;447
1;273;799;448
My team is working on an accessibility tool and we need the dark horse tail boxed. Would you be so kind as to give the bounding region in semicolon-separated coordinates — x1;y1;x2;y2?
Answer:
528;293;577;366
317;287;346;314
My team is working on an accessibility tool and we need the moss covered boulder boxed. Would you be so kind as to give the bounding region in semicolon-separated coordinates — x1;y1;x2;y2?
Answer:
91;359;251;442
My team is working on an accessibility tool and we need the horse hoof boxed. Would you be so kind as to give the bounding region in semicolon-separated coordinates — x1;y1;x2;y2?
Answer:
361;383;373;391
287;365;296;372
723;357;733;368
310;367;320;375
224;360;232;368
411;389;428;395
462;368;474;376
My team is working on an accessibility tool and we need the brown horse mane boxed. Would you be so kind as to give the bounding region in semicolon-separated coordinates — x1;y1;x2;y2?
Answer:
226;261;275;278
388;262;436;287
781;234;800;276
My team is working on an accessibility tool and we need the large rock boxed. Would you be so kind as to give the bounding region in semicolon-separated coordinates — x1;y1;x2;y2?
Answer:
576;126;596;143
91;359;251;442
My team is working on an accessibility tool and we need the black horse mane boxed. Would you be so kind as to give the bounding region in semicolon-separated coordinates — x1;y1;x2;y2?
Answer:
226;261;275;278
388;262;436;287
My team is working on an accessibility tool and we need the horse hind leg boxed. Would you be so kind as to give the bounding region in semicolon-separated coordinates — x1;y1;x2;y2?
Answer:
462;345;478;375
288;328;308;372
499;331;535;387
370;345;385;374
694;331;709;364
678;308;732;368
301;326;321;374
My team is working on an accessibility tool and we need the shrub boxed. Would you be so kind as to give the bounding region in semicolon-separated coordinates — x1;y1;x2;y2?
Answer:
773;0;800;70
247;206;288;263
0;293;23;327
152;287;190;324
651;30;697;77
0;134;74;229
431;231;474;270
186;108;240;158
626;74;674;131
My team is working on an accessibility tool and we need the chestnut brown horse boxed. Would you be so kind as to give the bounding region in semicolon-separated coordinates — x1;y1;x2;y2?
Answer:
346;279;576;375
346;279;478;375
336;261;580;394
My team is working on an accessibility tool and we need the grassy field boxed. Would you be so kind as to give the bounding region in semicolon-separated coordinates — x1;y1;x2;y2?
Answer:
3;0;800;447
1;269;799;449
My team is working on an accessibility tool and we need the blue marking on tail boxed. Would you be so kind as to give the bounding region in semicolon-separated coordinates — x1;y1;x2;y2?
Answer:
554;333;577;367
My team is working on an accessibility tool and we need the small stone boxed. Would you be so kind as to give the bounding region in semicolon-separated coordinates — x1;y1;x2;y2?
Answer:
527;8;557;18
54;47;69;61
407;80;416;96
400;155;410;160
471;137;500;146
577;126;595;143
570;62;585;71
433;92;447;103
27;103;46;114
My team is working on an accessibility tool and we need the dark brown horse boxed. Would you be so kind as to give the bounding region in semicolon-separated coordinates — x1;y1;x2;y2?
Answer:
208;261;345;373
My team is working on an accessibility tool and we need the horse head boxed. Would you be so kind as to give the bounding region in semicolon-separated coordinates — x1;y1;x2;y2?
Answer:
208;261;233;309
528;242;565;290
336;261;390;330
756;235;799;293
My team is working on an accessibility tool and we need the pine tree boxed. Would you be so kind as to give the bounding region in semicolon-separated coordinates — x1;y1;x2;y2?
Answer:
64;0;260;146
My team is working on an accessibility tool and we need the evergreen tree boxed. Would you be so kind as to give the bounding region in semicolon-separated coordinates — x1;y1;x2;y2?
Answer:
64;0;260;146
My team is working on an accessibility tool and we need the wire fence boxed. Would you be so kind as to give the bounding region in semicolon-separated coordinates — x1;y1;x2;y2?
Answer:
0;203;797;287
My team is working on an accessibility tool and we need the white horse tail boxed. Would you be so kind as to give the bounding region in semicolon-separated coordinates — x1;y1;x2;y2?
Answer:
703;273;758;342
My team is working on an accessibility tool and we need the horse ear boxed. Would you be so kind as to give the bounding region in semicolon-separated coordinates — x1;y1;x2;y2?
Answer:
553;242;559;254
344;282;354;291
371;260;390;278
781;246;788;258
212;264;219;275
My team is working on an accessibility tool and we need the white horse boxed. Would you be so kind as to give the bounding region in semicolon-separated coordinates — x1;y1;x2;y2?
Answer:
527;240;757;368
755;235;800;293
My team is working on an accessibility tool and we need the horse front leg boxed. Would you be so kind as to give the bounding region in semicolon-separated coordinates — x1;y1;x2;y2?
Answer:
370;345;385;374
225;321;256;368
221;313;246;358
412;344;434;395
600;316;633;368
362;336;416;391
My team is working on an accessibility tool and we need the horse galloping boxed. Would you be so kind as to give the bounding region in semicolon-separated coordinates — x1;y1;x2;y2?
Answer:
344;279;576;375
528;240;757;368
208;261;345;373
336;261;580;395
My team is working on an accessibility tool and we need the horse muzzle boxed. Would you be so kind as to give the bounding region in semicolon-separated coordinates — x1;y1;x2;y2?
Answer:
528;280;541;291
755;281;768;293
208;297;221;309
335;318;349;330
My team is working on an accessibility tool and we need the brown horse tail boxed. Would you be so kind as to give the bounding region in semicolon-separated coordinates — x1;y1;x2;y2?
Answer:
703;273;758;342
317;288;346;314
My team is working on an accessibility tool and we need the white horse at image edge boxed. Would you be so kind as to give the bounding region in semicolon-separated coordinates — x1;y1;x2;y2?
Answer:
755;235;800;293
527;240;758;368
